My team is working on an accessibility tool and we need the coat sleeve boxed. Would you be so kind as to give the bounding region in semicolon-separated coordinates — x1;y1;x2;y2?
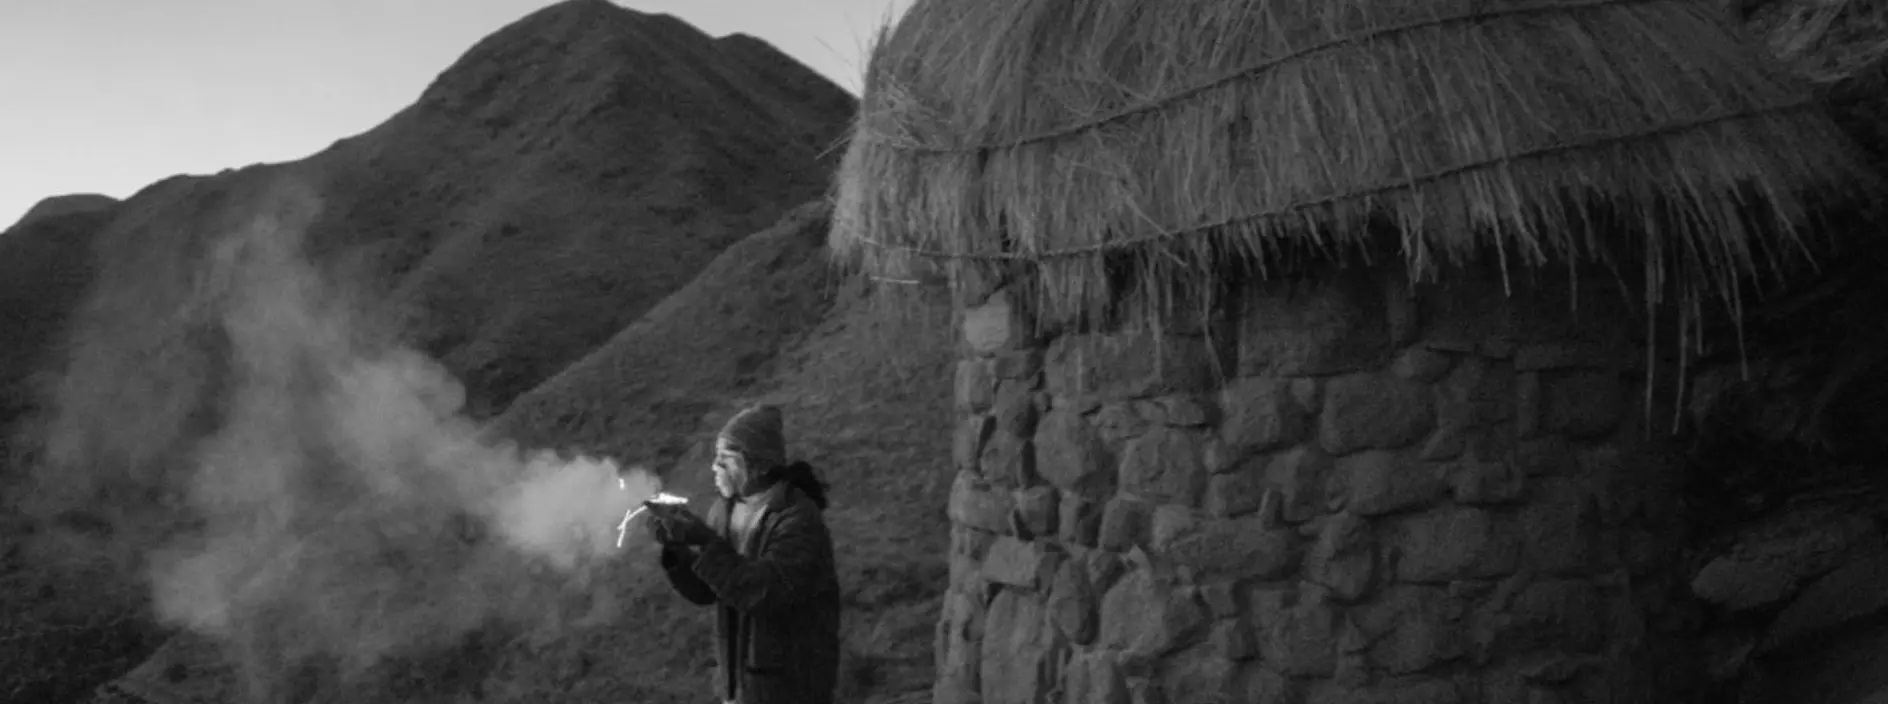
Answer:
690;505;833;612
659;545;719;606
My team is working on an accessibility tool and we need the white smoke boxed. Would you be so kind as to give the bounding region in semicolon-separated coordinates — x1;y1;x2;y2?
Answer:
33;174;667;693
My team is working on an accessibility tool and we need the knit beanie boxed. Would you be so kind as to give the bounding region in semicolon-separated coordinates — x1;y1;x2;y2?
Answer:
718;404;786;469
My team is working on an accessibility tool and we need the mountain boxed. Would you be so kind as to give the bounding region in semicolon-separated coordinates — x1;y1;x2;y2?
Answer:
7;194;120;232
0;2;857;703
296;0;856;416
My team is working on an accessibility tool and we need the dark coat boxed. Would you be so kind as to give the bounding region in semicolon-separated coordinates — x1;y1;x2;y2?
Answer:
660;481;842;704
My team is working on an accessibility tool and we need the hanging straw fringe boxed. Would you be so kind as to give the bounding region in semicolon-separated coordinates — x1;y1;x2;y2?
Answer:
828;0;1877;417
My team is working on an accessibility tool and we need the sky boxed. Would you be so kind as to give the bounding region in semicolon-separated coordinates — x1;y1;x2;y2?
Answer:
0;0;912;229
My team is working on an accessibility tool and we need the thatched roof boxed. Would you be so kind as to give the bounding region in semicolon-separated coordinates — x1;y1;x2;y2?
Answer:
829;0;1878;333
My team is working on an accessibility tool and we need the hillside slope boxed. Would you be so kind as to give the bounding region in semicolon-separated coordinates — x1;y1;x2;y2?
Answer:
297;0;855;416
3;2;858;703
7;194;120;232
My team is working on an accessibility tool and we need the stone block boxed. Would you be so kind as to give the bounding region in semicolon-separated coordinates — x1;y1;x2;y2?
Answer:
1233;665;1299;704
1220;378;1307;454
1515;372;1542;438
1338;450;1446;517
1542;370;1624;439
1034;408;1115;499
950;472;1016;534
1206;466;1270;518
1200;580;1240;617
1307;513;1379;602
1049;557;1098;645
1212;619;1258;660
1259;587;1340;676
936;588;987;701
1159;648;1239;704
991;380;1043;438
1140;394;1215;428
1091;402;1150;449
1086;549;1127;593
1120;427;1209;506
1059;493;1103;547
1391;507;1520;582
1046;332;1223;400
1266;447;1335;523
1690;512;1878;612
1099;569;1209;656
1448;458;1526;505
984;537;1049;590
1393;347;1453;382
1512;437;1579;477
1099;497;1154;552
1152;510;1301;580
1306;679;1462;704
1346;586;1467;674
1320;373;1436;455
993;348;1044;381
1518;479;1599;575
964;291;1024;355
953;414;995;474
979;431;1036;487
1065;651;1129;704
1013;486;1059;540
1236;273;1392;377
980;589;1065;704
954;522;999;559
956;359;998;413
1502;579;1607;653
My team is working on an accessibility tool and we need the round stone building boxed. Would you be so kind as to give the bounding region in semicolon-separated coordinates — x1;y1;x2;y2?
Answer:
828;0;1875;702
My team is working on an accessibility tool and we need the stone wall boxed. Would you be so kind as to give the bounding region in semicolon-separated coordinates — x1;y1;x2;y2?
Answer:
936;267;1706;704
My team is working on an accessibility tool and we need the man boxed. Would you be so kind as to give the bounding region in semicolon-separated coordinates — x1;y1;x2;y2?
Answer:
647;404;842;704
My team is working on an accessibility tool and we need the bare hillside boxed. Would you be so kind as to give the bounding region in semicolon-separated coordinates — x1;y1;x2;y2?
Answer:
1;2;856;702
297;0;855;416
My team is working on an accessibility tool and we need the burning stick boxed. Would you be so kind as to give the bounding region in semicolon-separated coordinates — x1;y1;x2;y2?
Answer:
616;484;689;548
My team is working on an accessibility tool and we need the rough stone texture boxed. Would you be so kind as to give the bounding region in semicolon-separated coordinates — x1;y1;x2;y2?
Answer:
980;589;1065;704
1098;569;1209;656
1338;450;1446;517
1059;492;1103;547
984;537;1050;590
1691;512;1878;612
1220;377;1306;454
1321;372;1436;455
1266;447;1335;523
991;379;1043;438
1119;427;1209;506
1035;408;1115;498
964;291;1023;355
1236;271;1393;377
1391;506;1521;582
950;471;1016;534
956;359;997;414
1098;497;1153;552
979;430;1036;487
1047;332;1225;399
1205;467;1269;518
1307;513;1379;602
1013;486;1059;540
954;413;995;474
939;270;1692;704
1150;510;1300;580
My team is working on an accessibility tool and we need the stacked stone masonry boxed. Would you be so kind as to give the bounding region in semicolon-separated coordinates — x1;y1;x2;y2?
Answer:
937;273;1702;704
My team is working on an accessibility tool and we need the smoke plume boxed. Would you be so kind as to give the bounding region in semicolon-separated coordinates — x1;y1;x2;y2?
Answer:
30;174;664;691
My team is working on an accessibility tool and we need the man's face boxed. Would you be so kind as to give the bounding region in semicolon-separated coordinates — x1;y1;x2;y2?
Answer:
712;437;746;498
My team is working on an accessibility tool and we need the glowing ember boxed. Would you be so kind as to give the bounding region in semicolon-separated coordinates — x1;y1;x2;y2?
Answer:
616;490;689;548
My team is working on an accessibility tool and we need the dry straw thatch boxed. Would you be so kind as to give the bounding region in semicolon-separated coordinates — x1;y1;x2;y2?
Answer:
829;0;1878;339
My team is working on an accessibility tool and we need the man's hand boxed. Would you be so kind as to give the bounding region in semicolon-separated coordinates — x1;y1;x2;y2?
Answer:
646;504;716;547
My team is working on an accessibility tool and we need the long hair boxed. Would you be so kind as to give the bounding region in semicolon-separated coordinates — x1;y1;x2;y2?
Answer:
775;460;830;510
